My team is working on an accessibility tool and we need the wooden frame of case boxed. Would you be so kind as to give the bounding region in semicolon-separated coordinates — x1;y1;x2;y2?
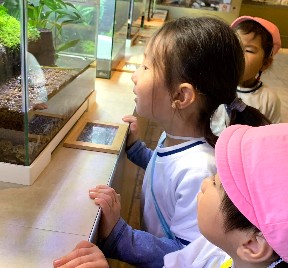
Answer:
63;120;128;154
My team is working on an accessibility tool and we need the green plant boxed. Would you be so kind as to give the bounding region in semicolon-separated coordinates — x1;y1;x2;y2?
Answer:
27;0;82;33
2;0;83;52
0;6;39;49
3;0;82;29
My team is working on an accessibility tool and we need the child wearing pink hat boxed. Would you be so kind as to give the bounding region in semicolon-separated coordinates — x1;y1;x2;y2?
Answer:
195;123;288;268
212;16;282;136
231;16;282;124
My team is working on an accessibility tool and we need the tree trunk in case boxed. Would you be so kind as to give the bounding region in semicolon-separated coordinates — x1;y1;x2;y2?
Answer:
28;29;55;66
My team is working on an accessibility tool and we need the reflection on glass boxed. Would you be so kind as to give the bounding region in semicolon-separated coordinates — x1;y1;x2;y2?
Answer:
77;123;118;145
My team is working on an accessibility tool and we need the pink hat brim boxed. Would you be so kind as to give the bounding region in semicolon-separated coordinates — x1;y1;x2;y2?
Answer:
231;16;281;56
216;124;288;262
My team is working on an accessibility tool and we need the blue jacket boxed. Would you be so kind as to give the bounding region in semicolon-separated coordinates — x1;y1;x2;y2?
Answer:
99;218;184;268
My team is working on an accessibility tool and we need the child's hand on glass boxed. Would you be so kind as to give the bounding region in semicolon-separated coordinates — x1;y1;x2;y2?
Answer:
53;240;109;268
89;185;121;240
122;115;140;148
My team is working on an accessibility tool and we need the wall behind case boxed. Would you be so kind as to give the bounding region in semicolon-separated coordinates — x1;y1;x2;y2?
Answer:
155;0;242;24
240;2;288;48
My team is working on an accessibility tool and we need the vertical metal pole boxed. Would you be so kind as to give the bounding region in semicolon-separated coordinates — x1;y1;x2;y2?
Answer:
127;0;134;39
152;0;157;18
140;0;146;28
147;0;152;21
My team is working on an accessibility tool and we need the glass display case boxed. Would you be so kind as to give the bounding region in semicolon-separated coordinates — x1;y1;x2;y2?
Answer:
0;0;99;184
96;0;130;78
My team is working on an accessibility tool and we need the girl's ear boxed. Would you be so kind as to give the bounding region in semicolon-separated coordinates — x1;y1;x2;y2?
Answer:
261;57;273;72
172;83;197;110
236;233;274;263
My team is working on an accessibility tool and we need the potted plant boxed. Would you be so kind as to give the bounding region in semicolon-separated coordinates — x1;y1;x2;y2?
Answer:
2;0;83;66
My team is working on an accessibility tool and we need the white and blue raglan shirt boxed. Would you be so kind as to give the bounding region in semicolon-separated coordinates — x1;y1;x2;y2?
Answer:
164;236;228;268
141;133;216;243
99;132;218;267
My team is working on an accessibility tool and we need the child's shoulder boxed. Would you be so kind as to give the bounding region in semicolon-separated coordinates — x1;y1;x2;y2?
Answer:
238;83;280;104
261;84;281;98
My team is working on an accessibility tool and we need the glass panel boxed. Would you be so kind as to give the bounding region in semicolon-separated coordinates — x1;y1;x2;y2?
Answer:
127;0;145;40
96;0;129;78
55;0;98;60
0;0;98;165
0;1;28;165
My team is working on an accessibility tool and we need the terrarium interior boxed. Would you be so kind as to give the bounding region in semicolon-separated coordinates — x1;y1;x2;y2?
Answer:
0;0;99;166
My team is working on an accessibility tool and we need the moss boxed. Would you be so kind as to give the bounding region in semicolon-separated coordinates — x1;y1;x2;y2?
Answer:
0;6;39;50
28;27;40;42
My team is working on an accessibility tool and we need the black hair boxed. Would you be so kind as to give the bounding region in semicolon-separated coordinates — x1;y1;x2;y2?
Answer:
147;17;270;147
221;191;288;267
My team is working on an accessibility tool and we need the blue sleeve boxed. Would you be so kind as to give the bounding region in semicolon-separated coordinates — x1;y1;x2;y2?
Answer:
99;218;183;268
126;140;153;170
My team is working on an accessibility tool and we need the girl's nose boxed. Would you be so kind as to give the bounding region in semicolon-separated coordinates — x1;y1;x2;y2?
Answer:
131;71;136;84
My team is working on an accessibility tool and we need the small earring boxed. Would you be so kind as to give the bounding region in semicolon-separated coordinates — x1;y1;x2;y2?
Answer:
171;102;176;109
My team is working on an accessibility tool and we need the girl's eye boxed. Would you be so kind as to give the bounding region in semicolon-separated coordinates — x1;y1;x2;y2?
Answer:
141;65;148;70
245;49;255;54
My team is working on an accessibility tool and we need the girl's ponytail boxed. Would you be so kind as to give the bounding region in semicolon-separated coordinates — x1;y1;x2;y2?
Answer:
227;98;271;127
206;98;271;148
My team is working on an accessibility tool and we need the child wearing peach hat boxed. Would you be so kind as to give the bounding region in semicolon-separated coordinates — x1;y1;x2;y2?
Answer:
195;123;288;267
232;16;282;123
212;16;282;136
